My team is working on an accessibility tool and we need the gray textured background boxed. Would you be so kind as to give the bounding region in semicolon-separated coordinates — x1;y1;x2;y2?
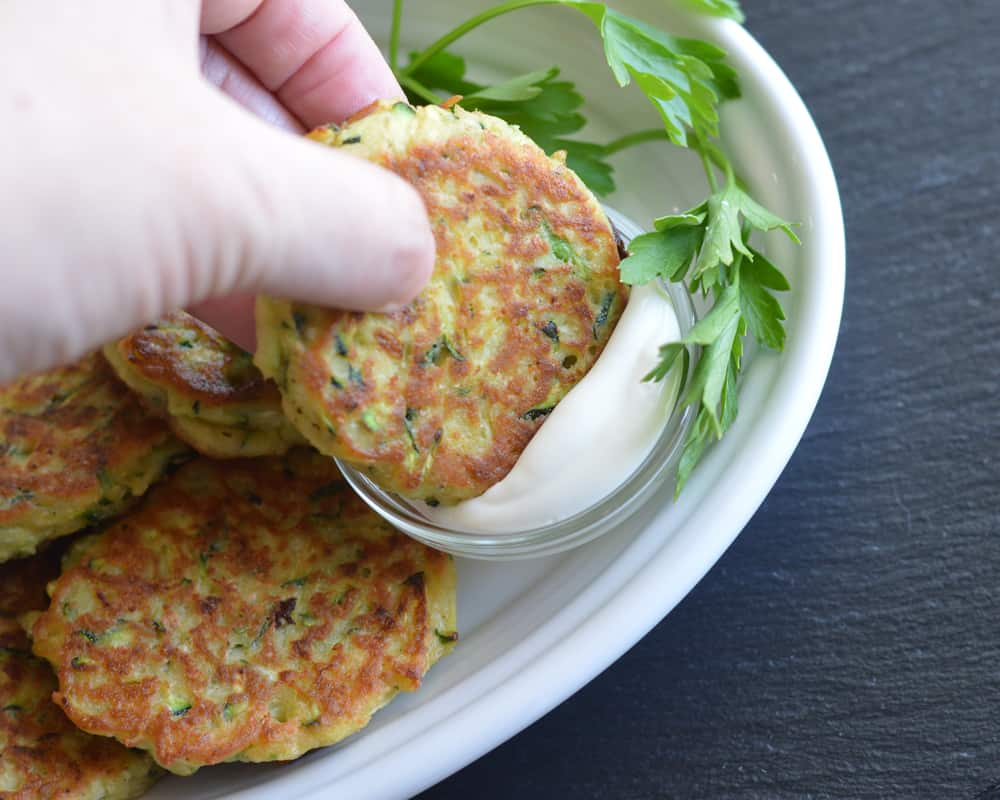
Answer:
420;0;1000;797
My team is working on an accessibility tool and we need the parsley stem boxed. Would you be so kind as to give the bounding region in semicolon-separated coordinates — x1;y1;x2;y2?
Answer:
693;129;719;193
603;128;668;156
389;0;404;73
605;129;749;193
399;74;443;105
402;0;560;78
697;136;752;192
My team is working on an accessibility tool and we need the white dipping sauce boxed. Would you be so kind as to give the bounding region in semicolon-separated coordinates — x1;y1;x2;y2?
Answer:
420;281;683;533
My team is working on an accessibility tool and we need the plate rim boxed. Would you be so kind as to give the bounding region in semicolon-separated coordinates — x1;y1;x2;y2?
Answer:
209;9;845;799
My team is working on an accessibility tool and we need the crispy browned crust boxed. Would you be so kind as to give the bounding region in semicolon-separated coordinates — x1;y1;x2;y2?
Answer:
257;103;626;504
29;450;457;774
111;312;280;408
104;312;303;458
0;353;188;560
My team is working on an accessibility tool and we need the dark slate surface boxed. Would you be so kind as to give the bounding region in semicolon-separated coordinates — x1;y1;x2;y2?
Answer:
419;0;1000;798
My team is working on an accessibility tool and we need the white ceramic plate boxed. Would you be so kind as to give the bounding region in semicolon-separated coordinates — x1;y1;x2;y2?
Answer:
146;2;844;797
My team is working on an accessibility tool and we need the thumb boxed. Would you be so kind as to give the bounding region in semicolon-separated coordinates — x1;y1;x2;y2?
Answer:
182;102;435;348
0;92;435;381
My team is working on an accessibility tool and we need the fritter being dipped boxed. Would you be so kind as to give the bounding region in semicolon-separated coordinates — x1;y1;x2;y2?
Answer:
256;101;626;504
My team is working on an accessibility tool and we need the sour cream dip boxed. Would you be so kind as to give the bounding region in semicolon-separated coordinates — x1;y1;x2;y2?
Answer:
419;279;683;533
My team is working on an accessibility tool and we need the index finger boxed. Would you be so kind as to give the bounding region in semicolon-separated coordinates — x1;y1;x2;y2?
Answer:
202;0;402;128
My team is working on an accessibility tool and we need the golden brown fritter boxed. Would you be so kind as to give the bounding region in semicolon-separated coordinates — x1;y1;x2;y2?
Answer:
0;353;189;563
1;549;160;800
104;311;303;458
29;449;457;775
255;100;626;505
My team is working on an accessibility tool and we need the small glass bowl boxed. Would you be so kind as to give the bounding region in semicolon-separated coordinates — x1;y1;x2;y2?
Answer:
336;207;698;559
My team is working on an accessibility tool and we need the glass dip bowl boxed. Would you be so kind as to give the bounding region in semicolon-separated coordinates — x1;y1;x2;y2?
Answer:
335;207;698;559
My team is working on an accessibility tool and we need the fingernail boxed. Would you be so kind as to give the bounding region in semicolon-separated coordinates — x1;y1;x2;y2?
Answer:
376;300;409;314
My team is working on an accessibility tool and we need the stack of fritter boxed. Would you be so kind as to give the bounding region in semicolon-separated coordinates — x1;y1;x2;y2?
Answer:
0;100;624;796
0;349;456;795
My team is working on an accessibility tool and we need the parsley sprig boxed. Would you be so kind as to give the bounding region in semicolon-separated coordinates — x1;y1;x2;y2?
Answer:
389;0;798;495
622;160;798;491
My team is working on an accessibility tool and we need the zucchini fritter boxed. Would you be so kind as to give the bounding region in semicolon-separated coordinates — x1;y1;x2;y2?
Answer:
1;550;161;800
256;101;627;504
0;353;188;563
29;450;457;775
104;311;303;458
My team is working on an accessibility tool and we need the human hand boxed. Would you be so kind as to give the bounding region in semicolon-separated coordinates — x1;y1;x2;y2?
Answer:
0;0;435;381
